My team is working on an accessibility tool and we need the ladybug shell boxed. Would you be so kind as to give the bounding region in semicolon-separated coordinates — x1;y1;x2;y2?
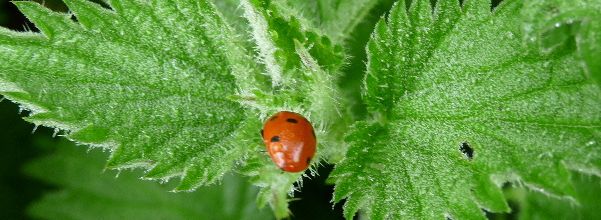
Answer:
261;111;316;172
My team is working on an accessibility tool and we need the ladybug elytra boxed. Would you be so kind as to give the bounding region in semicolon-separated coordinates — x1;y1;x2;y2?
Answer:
261;111;316;172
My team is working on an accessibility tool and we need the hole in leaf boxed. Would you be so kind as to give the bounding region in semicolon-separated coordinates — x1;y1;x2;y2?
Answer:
460;142;474;160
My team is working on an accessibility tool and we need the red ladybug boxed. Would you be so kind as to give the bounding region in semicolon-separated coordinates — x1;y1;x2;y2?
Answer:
261;111;316;172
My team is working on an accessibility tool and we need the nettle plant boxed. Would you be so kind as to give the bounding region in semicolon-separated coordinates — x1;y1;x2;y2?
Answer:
1;0;601;219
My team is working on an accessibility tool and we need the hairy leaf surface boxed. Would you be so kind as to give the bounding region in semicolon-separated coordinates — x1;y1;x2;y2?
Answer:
0;0;350;218
239;0;347;217
0;0;261;191
331;0;601;219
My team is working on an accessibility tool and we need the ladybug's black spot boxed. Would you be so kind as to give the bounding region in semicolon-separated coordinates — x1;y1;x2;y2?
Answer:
286;118;298;123
269;116;278;121
260;129;264;138
460;142;474;160
306;157;312;165
271;136;280;142
311;129;316;138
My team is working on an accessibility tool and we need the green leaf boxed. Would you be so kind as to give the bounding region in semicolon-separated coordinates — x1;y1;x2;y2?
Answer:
0;0;261;191
211;0;251;38
504;172;601;220
25;140;273;220
579;20;601;86
520;0;601;86
239;1;348;217
331;0;601;219
0;0;348;218
268;0;392;44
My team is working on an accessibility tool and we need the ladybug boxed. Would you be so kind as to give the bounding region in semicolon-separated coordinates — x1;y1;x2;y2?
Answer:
261;111;316;172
